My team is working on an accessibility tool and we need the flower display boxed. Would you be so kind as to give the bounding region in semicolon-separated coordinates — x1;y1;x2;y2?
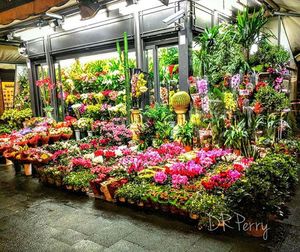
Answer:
154;171;168;184
131;73;148;98
196;79;208;95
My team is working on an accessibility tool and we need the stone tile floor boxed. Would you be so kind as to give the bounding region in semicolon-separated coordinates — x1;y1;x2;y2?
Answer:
0;164;299;252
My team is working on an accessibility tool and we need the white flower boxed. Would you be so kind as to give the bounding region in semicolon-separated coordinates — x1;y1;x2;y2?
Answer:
115;149;123;157
84;153;95;160
93;156;104;164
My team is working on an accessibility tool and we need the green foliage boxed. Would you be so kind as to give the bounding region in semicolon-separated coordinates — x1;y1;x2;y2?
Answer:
224;119;249;150
115;181;151;201
254;86;290;114
195;24;247;84
1;108;32;130
63;171;96;188
14;73;31;109
175;122;194;146
186;192;230;226
143;104;175;122
235;7;268;60
250;39;290;69
226;154;300;221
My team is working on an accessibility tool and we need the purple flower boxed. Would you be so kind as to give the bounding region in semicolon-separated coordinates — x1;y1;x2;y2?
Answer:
228;169;241;180
154;171;167;184
197;79;208;95
19;128;32;135
172;174;188;188
231;74;240;89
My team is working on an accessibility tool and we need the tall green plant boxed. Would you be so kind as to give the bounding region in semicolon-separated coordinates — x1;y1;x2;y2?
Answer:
235;7;268;62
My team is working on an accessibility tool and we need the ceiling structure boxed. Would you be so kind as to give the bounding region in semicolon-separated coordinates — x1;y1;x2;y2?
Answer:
261;0;300;59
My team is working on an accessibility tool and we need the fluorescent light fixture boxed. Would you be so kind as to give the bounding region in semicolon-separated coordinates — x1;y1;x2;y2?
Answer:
45;12;63;20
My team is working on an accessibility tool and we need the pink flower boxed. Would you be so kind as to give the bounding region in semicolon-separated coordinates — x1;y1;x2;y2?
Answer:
154;171;167;184
172;174;188;188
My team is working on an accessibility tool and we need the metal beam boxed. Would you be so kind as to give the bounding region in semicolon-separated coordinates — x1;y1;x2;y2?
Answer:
274;11;300;18
134;11;143;69
178;0;192;92
44;35;58;120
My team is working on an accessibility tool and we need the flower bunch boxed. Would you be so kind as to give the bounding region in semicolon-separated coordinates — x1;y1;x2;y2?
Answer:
196;79;208;95
72;157;93;169
223;92;237;111
154;171;168;184
172;174;188;188
201;169;242;190
131;73;148;98
166;160;205;178
231;74;240;90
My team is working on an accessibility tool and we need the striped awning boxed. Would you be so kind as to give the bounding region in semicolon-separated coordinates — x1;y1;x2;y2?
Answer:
0;0;69;25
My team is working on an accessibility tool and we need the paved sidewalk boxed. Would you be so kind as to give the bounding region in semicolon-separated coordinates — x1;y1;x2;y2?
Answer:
0;164;298;252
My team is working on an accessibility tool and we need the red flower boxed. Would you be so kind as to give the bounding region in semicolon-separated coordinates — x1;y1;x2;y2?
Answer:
233;163;244;172
253;102;262;114
102;90;112;96
104;150;116;158
95;149;104;157
255;81;267;92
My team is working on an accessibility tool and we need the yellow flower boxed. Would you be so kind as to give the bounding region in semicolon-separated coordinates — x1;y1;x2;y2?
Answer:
139;86;148;93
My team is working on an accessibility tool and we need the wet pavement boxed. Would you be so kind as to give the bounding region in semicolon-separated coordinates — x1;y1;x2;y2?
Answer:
0;164;299;252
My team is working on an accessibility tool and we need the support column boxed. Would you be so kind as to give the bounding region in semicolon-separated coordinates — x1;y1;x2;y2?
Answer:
27;59;41;116
134;11;144;69
178;0;193;92
44;35;58;120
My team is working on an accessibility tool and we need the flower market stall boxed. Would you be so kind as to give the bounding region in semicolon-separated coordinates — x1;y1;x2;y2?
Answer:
0;6;300;240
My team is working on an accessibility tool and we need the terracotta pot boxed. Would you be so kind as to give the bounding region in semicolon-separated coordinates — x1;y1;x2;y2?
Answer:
137;201;144;207
66;185;73;190
50;135;61;143
246;222;268;238
61;133;72;140
233;149;241;156
24;163;32;176
118;197;126;203
128;199;135;205
189;213;199;220
184;145;193;152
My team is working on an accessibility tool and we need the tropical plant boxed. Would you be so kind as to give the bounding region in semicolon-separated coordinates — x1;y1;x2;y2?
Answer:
224;119;249;154
235;7;269;62
175;122;194;146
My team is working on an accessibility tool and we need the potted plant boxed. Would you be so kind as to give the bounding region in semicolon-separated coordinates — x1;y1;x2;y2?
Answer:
60;127;73;140
175;122;194;152
226;154;300;237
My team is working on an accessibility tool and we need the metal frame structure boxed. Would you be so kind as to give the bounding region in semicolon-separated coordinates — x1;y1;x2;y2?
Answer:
24;0;228;119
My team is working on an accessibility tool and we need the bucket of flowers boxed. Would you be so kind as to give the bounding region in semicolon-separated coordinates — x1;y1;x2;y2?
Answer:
60;127;73;140
49;128;61;143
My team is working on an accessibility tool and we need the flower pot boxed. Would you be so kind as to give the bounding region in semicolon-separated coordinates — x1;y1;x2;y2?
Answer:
160;205;169;212
128;199;135;205
61;133;72;140
55;180;62;187
233;149;241;156
137;201;144;207
189;213;199;220
50;134;61;143
74;130;81;141
246;223;268;238
66;185;73;190
40;135;50;145
184;145;193;152
48;177;55;185
24;163;32;176
87;131;93;137
118;197;126;203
